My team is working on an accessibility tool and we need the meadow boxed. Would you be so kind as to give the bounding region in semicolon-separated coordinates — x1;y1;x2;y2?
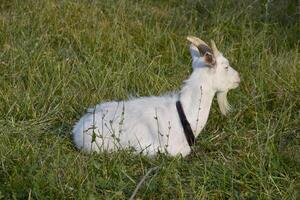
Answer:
0;0;299;199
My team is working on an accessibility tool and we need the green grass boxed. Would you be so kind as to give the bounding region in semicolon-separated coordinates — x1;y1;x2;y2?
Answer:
0;0;299;199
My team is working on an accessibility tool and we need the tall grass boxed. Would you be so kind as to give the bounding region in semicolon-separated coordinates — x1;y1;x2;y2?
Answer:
0;0;299;199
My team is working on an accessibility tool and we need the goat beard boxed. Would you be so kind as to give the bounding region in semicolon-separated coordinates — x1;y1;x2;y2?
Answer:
217;91;231;115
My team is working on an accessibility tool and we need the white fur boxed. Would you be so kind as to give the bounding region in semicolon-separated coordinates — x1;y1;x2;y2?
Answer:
72;43;240;157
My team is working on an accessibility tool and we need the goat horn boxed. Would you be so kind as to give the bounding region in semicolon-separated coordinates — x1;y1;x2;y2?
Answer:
187;36;213;55
210;40;220;56
187;36;209;47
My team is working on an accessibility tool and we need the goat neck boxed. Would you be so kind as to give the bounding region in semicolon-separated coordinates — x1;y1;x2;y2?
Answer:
179;68;216;137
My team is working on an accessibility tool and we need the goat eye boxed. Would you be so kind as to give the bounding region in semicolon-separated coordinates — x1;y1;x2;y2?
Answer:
225;66;229;70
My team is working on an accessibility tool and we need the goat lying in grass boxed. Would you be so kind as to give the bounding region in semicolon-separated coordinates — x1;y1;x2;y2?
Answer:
73;36;240;157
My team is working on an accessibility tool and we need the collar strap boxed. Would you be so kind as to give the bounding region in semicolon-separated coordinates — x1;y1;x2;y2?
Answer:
176;101;195;146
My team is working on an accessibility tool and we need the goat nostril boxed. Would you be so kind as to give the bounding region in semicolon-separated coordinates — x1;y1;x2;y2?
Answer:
237;73;241;82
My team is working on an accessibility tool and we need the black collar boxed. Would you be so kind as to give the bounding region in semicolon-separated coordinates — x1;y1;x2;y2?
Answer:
176;101;195;146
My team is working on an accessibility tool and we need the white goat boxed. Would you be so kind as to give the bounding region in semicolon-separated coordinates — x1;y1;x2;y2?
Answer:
72;36;240;157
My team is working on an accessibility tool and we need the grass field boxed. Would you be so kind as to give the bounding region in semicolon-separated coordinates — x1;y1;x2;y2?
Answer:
0;0;299;199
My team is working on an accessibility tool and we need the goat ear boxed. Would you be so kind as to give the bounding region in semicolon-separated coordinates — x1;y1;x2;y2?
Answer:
187;36;213;56
189;44;201;58
204;52;216;66
211;40;220;56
